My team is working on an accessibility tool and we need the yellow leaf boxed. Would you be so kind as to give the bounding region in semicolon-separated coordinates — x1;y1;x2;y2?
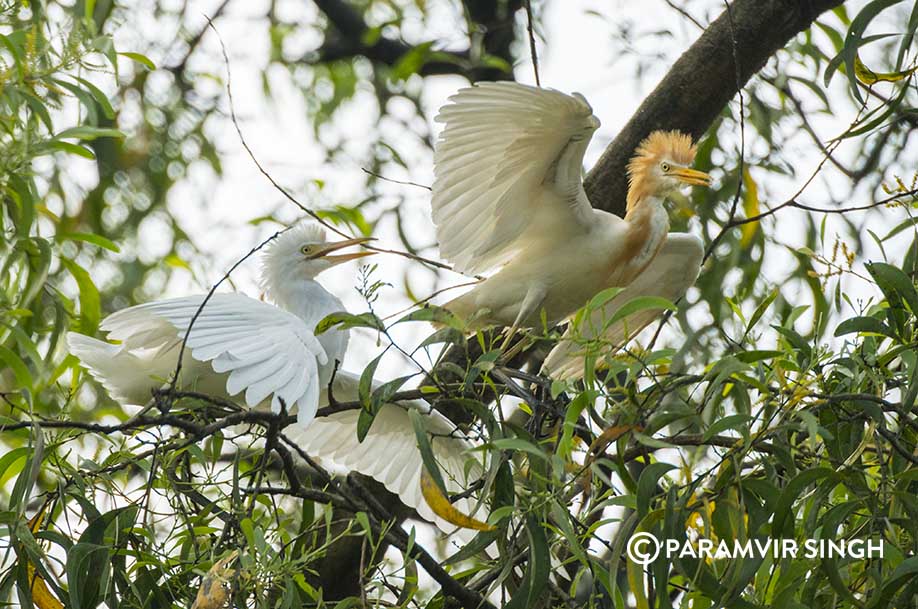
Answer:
26;502;64;609
741;167;760;248
854;54;918;85
419;469;495;531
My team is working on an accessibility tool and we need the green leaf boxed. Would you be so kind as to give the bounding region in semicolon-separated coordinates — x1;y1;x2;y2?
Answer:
488;438;549;461
608;296;677;326
355;353;383;441
745;289;778;335
74;76;117;120
866;261;918;315
60;232;121;253
0;347;32;388
504;515;550;609
54;126;124;141
369;374;412;411
833;316;896;339
409;409;446;494
14;238;52;308
315;311;384;335
771;467;834;537
66;543;111;609
636;463;676;518
396;305;463;329
557;390;596;459
585;287;625;313
735;349;784;364
824;0;904;99
37;141;96;159
703;414;753;442
61;258;101;334
118;51;156;70
390;41;434;81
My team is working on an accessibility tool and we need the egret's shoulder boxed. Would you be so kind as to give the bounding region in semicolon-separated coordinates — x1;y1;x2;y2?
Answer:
590;208;629;236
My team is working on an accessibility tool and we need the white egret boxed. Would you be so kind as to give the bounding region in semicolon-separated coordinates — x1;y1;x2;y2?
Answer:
431;82;711;351
67;223;372;425
68;223;482;532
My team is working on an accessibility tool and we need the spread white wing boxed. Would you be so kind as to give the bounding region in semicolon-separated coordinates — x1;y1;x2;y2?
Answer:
69;293;328;425
432;81;599;275
542;233;704;381
288;371;484;535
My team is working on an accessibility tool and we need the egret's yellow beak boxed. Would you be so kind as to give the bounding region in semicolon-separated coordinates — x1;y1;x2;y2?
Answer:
673;167;713;187
311;236;376;264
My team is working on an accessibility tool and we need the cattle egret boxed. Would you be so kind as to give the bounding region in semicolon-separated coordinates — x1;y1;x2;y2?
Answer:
431;82;711;349
68;222;482;533
67;223;372;426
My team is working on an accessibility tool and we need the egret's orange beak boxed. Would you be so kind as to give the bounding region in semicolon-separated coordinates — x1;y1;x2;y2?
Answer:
311;236;376;264
673;167;713;187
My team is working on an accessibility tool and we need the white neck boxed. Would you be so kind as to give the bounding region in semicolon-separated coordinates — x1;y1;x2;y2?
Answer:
267;278;343;328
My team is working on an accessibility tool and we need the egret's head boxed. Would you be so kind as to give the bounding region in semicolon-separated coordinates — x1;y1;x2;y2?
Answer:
626;130;712;212
261;223;374;288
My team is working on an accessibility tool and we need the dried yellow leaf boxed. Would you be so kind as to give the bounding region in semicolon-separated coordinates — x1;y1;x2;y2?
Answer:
419;469;495;531
26;502;64;609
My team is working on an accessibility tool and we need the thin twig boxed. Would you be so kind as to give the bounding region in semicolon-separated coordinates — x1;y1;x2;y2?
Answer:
167;228;291;400
361;167;431;191
206;18;463;275
524;0;540;87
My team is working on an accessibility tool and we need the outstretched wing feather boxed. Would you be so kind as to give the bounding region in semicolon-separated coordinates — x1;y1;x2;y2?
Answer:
101;292;327;425
432;81;598;275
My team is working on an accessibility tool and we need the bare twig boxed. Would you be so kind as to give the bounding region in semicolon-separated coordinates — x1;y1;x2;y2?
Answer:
524;0;540;87
206;19;463;275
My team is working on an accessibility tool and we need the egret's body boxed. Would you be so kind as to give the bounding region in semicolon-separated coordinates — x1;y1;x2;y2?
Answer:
68;224;367;425
431;82;710;370
444;202;669;328
69;223;482;533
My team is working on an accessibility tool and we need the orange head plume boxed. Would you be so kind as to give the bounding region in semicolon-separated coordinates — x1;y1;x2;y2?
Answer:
626;130;708;212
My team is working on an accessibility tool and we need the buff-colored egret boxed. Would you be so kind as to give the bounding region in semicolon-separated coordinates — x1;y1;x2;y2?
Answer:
68;223;481;532
431;82;711;351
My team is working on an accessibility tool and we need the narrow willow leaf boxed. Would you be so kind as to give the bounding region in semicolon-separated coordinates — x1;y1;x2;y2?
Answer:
418;468;494;531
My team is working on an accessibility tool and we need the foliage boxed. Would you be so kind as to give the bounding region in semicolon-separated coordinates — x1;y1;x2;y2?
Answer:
1;0;917;608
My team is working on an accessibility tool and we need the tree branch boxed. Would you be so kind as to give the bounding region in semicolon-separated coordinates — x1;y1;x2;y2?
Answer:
307;0;518;80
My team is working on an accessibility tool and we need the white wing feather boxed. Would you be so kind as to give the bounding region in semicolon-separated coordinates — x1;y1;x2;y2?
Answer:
432;81;599;275
542;233;704;381
98;293;328;425
288;371;484;535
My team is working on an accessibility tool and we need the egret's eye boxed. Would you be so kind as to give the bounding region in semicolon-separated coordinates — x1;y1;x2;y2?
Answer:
660;162;671;173
301;245;312;255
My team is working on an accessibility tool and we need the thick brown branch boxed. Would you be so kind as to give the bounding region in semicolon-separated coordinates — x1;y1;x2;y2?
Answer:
584;0;846;216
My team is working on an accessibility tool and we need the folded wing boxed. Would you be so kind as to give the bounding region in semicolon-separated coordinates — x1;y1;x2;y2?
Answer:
84;293;328;425
542;233;704;381
432;81;599;275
